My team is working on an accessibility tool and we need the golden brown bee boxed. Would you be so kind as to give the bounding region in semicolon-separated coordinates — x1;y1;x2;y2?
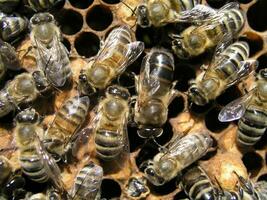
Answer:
171;2;245;59
30;12;72;87
219;68;267;147
44;95;90;161
188;41;257;106
79;25;144;95
71;161;103;200
144;132;213;185
94;85;130;161
15;108;64;191
133;48;178;138
136;0;198;27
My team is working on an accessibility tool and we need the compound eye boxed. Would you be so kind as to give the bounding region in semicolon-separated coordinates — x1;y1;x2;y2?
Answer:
146;168;156;177
79;74;87;82
259;68;267;79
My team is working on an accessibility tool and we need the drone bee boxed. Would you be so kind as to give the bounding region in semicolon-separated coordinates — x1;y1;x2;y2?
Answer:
71;161;103;200
181;166;217;200
188;41;257;106
218;68;267;147
0;12;28;42
44;95;90;161
79;25;144;95
94;85;130;161
0;156;26;199
171;2;245;59
136;0;198;27
23;0;64;12
0;71;50;117
144;132;213;185
133;48;178;138
15;108;64;191
0;0;20;13
30;12;72;88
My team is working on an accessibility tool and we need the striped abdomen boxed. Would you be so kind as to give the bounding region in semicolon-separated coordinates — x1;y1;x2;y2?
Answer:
26;0;59;11
0;14;28;42
237;105;267;146
182;166;216;200
95;129;124;160
20;149;49;183
72;162;103;200
215;41;249;80
98;26;132;70
144;49;174;97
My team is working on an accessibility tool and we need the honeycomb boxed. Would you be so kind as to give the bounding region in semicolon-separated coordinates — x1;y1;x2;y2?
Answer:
0;0;266;199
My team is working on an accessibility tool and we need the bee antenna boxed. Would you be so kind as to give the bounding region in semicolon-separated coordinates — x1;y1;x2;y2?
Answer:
214;176;224;194
120;0;136;16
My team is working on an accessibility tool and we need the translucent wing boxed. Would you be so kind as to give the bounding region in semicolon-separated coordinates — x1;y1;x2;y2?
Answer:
35;137;64;192
218;89;255;122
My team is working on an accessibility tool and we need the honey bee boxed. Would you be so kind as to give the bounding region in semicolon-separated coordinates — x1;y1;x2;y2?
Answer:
15;108;64;191
181;166;217;200
44;95;90;161
0;156;26;199
171;2;245;59
0;71;50;117
218;68;267;147
0;0;20;13
94;85;130;161
144;132;213;185
125;176;150;199
71;161;103;200
0;12;28;42
23;0;64;12
30;12;72;88
133;48;178;138
136;0;198;27
79;25;144;95
188;41;257;106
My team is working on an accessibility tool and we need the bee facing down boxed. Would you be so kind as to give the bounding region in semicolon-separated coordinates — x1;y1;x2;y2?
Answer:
133;48;178;138
219;68;267;147
94;85;130;161
188;41;257;106
171;2;245;59
30;12;72;88
144;132;213;186
79;25;144;95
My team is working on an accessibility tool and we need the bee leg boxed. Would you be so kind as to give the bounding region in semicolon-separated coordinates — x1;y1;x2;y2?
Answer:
241;81;249;94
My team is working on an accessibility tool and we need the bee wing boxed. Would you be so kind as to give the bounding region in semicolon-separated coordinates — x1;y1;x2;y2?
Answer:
35;137;64;192
218;89;255;122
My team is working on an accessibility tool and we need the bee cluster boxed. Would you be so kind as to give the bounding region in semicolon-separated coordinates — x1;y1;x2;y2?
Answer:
0;0;266;199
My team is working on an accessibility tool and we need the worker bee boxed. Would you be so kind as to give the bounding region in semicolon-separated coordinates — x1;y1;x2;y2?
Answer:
218;68;267;147
143;132;213;186
0;156;26;199
30;12;72;88
0;0;20;13
188;41;257;106
44;95;90;161
180;166;217;200
133;48;178;138
125;176;150;199
136;0;199;27
94;85;130;161
15;108;64;191
0;12;28;42
0;71;50;117
71;161;103;200
171;2;245;59
79;25;144;95
23;0;64;12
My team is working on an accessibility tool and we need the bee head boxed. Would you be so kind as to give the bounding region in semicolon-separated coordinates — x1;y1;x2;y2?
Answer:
107;85;130;100
137;4;151;28
30;13;54;25
144;160;169;186
171;37;190;59
16;108;39;124
32;70;51;94
188;86;208;106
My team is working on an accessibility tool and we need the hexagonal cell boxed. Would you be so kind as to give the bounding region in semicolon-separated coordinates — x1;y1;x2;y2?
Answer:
135;26;159;48
62;37;71;52
74;32;100;57
216;86;242;106
100;179;121;199
239;32;263;57
205;107;230;133
102;0;120;4
247;1;267;32
258;174;267;182
56;9;83;35
254;130;267;150
149;178;177;195
154;122;174;146
238;0;253;3
206;0;229;8
174;191;188;200
168;96;185;118
86;5;113;31
242;152;263;177
69;0;93;9
257;54;267;73
174;64;196;92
